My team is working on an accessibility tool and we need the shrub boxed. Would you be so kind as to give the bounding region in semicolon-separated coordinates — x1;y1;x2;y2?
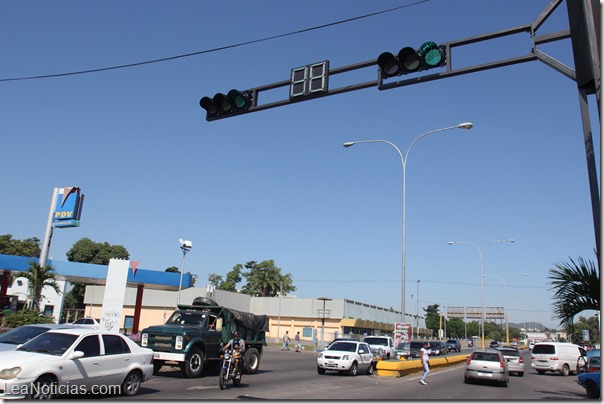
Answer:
1;309;54;328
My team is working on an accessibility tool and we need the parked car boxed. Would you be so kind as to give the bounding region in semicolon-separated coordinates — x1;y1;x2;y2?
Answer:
317;340;374;376
446;339;461;353
0;324;81;353
0;328;153;399
429;341;448;356
531;342;586;376
577;349;601;374
577;371;601;399
496;347;524;377
464;349;509;387
489;340;500;349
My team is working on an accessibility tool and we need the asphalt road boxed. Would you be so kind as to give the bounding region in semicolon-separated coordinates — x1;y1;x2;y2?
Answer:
99;347;589;400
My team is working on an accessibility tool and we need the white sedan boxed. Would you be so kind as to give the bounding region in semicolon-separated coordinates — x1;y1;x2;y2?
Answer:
317;340;374;376
0;328;154;399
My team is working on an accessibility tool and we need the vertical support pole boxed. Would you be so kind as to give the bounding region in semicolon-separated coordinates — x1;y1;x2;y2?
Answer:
40;187;59;267
133;284;144;334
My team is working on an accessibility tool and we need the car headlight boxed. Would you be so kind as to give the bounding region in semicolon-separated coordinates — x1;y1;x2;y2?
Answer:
318;353;324;359
0;367;22;380
342;355;350;360
175;336;183;350
141;333;148;346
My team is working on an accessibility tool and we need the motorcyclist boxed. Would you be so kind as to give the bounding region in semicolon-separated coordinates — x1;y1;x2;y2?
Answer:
223;331;245;373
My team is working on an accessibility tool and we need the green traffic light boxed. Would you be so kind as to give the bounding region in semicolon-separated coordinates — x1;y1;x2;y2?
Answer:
227;89;252;110
418;41;445;67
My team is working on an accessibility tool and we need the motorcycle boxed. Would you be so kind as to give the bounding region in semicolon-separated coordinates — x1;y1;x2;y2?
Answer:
219;348;243;390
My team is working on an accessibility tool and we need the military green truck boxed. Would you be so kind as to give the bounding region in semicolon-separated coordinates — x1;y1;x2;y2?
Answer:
141;297;269;378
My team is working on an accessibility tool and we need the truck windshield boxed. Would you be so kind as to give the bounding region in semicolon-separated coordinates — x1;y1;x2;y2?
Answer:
166;311;207;326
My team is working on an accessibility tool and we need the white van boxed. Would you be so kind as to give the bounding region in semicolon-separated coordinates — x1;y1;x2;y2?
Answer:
531;342;586;376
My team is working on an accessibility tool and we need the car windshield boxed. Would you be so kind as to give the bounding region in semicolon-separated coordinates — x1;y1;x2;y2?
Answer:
410;342;423;350
166;311;207;326
329;342;357;352
363;337;387;346
17;332;79;356
0;325;49;345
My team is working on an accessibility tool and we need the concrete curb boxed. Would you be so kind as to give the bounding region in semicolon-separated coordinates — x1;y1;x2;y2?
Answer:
375;345;529;377
376;354;468;377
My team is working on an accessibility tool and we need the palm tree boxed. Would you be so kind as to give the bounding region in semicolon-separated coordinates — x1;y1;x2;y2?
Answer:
548;256;600;332
14;261;61;312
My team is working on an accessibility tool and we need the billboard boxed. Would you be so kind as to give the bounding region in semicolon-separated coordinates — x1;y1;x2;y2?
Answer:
53;187;84;228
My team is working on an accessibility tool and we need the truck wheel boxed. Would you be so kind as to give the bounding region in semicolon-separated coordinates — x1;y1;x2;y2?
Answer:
182;347;205;378
243;348;260;374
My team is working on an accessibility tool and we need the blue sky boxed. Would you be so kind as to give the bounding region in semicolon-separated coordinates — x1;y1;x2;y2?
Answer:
1;1;599;330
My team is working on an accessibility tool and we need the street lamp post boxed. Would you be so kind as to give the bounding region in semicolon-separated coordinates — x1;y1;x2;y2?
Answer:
416;280;420;337
448;239;514;349
176;239;192;307
344;122;474;324
318;297;332;349
484;273;527;344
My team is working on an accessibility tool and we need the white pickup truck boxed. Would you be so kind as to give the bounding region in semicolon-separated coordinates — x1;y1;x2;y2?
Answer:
362;335;398;361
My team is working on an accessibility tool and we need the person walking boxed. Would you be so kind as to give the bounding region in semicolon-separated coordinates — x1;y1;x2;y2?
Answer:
419;342;432;385
294;331;301;352
281;331;290;350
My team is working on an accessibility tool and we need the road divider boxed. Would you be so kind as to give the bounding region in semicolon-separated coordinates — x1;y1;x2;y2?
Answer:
375;354;468;377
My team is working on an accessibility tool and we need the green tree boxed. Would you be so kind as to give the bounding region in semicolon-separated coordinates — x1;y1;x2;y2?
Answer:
218;265;243;292
424;304;440;335
165;266;179;273
208;273;223;287
14;262;61;312
0;234;41;257
66;237;129;264
548;256;600;332
446;318;465;338
240;260;296;297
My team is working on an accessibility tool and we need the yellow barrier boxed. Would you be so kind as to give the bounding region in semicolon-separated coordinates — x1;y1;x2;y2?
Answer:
376;354;468;377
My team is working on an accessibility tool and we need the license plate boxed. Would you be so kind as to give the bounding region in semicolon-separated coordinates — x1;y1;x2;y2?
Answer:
477;372;492;377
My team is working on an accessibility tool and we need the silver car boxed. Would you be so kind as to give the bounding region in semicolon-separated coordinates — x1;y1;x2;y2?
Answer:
496;347;524;377
464;349;509;387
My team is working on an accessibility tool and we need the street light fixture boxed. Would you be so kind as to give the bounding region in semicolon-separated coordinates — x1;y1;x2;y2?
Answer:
448;239;514;349
176;238;192;307
344;122;474;325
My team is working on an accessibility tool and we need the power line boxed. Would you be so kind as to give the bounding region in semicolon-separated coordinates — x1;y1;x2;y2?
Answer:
0;1;428;83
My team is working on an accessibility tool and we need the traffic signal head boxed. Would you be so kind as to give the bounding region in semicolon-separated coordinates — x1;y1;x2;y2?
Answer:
199;89;253;120
378;41;446;78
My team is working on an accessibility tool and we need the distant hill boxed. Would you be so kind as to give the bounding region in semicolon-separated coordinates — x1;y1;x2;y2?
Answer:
508;322;551;331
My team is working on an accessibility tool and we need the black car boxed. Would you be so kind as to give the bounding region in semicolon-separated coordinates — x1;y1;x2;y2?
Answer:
446;339;461;352
489;340;500;349
408;341;425;358
429;341;449;355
